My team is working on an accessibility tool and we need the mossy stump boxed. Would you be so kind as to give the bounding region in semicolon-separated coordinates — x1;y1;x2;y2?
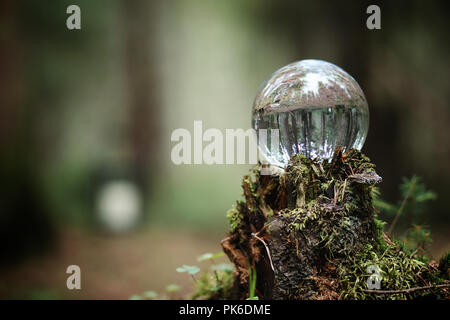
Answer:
220;148;449;300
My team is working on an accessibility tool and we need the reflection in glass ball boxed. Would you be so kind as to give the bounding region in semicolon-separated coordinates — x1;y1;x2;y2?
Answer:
252;59;369;167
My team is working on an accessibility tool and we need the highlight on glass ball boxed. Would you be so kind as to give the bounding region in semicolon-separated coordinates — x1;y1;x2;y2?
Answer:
252;59;369;167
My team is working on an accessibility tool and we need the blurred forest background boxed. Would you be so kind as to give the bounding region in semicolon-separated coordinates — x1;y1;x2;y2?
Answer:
0;0;449;299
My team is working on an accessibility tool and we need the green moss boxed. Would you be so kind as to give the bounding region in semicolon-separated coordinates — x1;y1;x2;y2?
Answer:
243;174;257;196
226;201;244;232
338;243;429;300
284;201;320;231
374;214;388;251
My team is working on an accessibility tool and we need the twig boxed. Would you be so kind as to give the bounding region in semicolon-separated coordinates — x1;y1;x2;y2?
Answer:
341;179;347;202
387;179;416;236
333;184;338;205
362;283;450;295
252;233;275;272
382;232;394;246
254;225;268;236
347;163;354;176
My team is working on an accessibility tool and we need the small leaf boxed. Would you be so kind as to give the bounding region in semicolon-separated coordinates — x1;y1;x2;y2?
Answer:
416;191;437;202
142;291;158;299
211;252;225;259
197;253;214;262
197;251;225;262
166;284;182;293
210;285;223;291
176;265;200;275
212;263;234;273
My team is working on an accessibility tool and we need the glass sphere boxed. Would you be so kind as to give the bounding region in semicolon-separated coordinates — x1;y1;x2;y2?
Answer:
252;59;369;167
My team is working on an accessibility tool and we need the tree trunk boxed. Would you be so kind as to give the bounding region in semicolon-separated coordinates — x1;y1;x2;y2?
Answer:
221;148;449;300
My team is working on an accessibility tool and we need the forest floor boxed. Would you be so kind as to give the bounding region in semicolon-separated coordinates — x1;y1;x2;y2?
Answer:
0;226;228;299
0;225;448;299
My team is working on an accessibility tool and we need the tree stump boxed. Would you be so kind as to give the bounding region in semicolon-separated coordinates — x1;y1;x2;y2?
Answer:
220;148;449;300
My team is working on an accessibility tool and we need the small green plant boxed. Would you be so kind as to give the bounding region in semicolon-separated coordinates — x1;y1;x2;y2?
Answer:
403;224;432;256
166;284;182;293
191;267;234;300
191;251;235;300
247;266;259;300
212;263;234;272
374;175;437;259
143;290;159;299
374;175;436;236
197;252;225;263
176;264;200;282
131;251;234;300
129;290;158;300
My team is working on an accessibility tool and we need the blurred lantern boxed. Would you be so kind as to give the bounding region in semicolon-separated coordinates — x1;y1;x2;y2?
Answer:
96;179;142;233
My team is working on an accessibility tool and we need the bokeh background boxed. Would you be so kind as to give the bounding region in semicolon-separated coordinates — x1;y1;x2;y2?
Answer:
0;0;449;299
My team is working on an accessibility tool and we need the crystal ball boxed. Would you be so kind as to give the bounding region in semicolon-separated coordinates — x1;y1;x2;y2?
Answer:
252;59;369;167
